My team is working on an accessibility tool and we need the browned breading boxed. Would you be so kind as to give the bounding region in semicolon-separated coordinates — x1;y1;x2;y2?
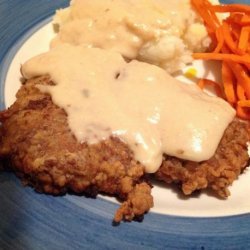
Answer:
0;76;153;222
0;75;249;222
156;120;250;197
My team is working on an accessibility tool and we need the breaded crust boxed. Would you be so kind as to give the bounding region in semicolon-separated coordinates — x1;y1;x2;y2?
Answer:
0;76;153;222
0;76;249;222
156;120;250;197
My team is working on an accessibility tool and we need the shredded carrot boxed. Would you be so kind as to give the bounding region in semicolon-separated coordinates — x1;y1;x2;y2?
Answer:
228;13;250;26
203;0;220;26
222;62;236;103
227;13;243;25
238;100;250;107
193;53;250;64
238;26;250;53
197;78;224;98
227;62;250;99
190;0;219;32
236;105;250;120
241;15;250;25
237;84;246;101
230;23;241;40
222;21;243;54
213;26;224;53
191;0;250;120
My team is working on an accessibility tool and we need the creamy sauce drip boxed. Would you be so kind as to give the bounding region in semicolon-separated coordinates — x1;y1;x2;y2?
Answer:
52;0;195;58
22;45;235;173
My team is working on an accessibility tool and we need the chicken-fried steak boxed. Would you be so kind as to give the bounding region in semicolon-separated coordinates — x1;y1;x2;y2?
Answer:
0;76;153;222
156;120;250;197
0;75;249;222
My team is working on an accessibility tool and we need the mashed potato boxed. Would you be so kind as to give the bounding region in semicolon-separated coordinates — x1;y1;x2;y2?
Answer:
52;0;218;73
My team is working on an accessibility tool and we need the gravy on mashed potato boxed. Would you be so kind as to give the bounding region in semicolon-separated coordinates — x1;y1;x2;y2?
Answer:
21;45;235;173
51;0;217;73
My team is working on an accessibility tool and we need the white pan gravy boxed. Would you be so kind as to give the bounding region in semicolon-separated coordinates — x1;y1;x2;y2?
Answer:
22;45;235;173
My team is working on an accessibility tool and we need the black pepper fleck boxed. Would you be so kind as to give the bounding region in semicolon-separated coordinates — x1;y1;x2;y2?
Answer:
82;89;90;98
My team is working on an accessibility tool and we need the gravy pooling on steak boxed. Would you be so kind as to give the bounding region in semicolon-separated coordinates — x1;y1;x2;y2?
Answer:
21;44;235;173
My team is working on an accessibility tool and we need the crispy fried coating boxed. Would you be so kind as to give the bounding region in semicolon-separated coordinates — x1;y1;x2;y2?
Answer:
0;75;249;223
156;120;250;197
0;76;153;222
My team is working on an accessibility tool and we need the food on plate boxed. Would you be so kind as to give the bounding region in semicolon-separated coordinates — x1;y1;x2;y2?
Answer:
156;120;250;197
191;0;250;119
0;75;153;223
0;45;249;222
51;0;217;73
20;45;236;172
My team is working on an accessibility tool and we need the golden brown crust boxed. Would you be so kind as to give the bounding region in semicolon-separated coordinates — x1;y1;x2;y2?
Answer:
114;182;153;222
0;76;249;222
156;120;250;197
0;76;153;222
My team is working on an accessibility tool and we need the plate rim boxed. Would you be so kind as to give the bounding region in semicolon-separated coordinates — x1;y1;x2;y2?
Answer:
0;0;250;249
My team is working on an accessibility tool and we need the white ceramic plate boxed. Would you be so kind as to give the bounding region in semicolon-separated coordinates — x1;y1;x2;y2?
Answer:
1;1;250;249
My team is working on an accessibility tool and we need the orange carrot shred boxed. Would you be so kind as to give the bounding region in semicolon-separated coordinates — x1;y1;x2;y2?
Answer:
191;0;250;120
238;26;250;53
236;106;250;120
197;78;205;89
222;62;236;103
227;13;250;26
213;26;224;53
230;22;241;40
238;100;250;107
197;78;224;98
227;13;243;24
241;15;250;25
237;84;246;101
193;53;250;64
227;62;250;99
222;21;243;54
203;0;220;26
190;0;219;32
